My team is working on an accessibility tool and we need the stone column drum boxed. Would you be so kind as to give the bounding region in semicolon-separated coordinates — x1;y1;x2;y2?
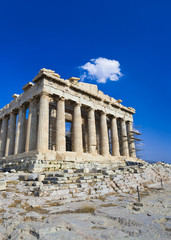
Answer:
0;120;2;154
73;103;83;153
120;119;129;156
56;98;65;152
100;112;109;156
127;121;136;157
5;112;16;156
25;99;38;152
37;93;49;151
0;117;8;157
111;116;120;156
14;105;26;154
88;108;97;154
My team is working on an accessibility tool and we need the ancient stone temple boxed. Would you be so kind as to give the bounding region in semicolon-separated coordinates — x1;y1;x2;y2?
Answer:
0;68;141;172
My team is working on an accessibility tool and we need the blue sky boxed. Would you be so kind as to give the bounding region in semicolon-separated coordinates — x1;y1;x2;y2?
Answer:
0;0;171;163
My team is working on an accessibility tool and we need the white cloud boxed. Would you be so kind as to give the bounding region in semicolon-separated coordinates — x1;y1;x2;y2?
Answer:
80;57;122;83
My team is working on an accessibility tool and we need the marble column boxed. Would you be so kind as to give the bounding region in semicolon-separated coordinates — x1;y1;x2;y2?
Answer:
37;92;49;151
25;99;38;152
120;119;129;156
111;116;120;156
56;98;65;152
5;112;16;156
14;105;26;154
88;108;97;154
100;112;109;156
0;120;2;155
127;121;136;157
73;103;83;153
0;117;8;157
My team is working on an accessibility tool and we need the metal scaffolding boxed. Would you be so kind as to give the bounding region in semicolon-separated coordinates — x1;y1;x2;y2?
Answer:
132;124;144;160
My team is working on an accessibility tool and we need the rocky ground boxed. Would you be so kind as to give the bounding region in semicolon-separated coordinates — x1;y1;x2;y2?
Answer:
0;163;171;240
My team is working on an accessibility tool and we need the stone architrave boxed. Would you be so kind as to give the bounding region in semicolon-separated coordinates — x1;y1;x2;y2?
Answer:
56;97;65;152
25;99;38;152
5;112;16;156
0;117;8;157
111;116;120;156
14;105;26;154
37;92;49;151
120;119;129;156
100;112;109;156
73;103;83;153
127;121;136;157
88;108;97;154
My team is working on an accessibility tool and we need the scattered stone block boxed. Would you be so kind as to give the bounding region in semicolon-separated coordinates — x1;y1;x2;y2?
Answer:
134;202;143;207
38;174;45;182
84;168;89;173
34;190;43;197
75;169;84;173
28;173;38;181
132;206;140;211
0;179;6;191
64;169;74;174
32;182;41;187
19;175;29;181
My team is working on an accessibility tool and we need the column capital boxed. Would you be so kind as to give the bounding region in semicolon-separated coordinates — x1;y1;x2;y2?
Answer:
56;96;65;101
18;103;26;110
74;101;81;107
110;115;117;119
127;120;133;123
10;110;17;115
40;91;50;97
28;97;38;104
100;110;106;116
87;106;95;111
120;118;126;122
2;115;8;120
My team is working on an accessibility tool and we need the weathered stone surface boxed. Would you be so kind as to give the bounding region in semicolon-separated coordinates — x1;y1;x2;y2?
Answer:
1;173;171;240
0;178;6;190
38;174;45;182
28;173;38;181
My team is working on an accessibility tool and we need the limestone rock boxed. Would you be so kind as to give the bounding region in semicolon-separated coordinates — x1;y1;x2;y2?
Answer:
0;178;6;190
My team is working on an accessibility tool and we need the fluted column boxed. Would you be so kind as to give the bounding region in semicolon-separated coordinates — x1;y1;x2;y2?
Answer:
120;119;129;156
56;98;65;152
25;99;38;152
100;112;109;156
88;108;97;154
14;105;26;154
111;116;120;156
73;103;83;153
5;112;16;156
0;117;8;157
37;92;49;151
0;120;2;155
127;121;136;157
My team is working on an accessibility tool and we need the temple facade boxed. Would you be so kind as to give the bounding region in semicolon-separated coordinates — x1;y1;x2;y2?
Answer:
0;68;141;172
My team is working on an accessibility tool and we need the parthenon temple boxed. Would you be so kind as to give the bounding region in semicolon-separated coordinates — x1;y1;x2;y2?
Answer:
0;68;141;172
